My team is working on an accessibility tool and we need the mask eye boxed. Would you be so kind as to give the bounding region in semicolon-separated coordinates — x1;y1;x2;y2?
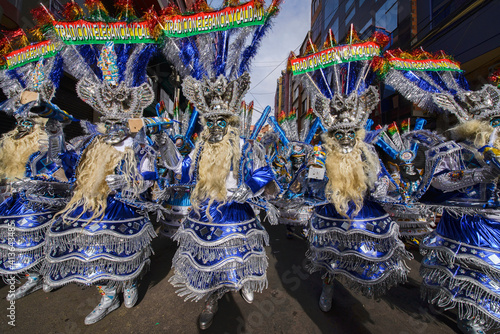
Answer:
334;132;343;140
347;131;356;139
491;118;500;128
217;120;227;128
206;122;214;128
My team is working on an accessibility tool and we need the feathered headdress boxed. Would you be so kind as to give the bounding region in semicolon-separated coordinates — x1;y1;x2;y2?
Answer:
161;0;283;119
0;28;64;118
76;41;154;120
372;47;490;122
296;27;383;131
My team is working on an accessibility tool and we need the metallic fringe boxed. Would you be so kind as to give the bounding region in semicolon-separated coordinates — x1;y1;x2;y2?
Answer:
421;267;500;331
0;220;50;241
308;241;409;262
42;249;152;291
421;247;500;283
45;222;156;257
384;69;438;113
0;245;45;275
173;227;269;264
307;250;410;299
169;253;268;302
308;223;402;251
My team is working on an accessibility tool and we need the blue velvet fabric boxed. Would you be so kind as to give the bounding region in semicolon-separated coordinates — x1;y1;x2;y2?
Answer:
0;194;55;274
245;165;274;193
44;194;152;286
173;199;268;296
437;210;500;251
309;200;406;286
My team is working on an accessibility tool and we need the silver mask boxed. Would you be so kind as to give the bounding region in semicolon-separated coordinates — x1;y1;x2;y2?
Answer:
331;129;357;154
205;116;228;144
103;119;129;145
13;118;35;140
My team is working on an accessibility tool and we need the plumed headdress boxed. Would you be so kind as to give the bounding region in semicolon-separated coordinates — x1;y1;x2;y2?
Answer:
371;47;498;123
76;41;154;120
294;29;382;132
161;0;283;120
0;28;64;119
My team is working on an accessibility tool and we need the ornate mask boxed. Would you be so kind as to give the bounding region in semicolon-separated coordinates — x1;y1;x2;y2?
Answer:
103;119;130;145
330;129;357;154
13;117;35;139
205;116;228;144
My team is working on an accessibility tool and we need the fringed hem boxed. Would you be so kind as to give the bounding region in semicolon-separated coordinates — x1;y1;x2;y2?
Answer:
0;249;45;276
0;219;52;235
308;222;401;246
421;244;500;282
308;224;403;253
421;280;500;331
46;223;157;256
42;250;151;290
307;242;409;263
310;260;409;299
169;253;268;302
307;247;411;298
173;228;269;263
170;274;268;302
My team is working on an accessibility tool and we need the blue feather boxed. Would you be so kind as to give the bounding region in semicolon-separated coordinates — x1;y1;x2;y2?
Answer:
7;68;26;88
132;44;156;87
49;53;64;90
215;30;231;77
78;45;101;80
115;43;131;83
238;19;273;76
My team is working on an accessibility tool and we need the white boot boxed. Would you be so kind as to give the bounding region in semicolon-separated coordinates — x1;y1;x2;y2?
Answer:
123;284;138;308
84;286;120;325
319;281;334;312
6;273;43;301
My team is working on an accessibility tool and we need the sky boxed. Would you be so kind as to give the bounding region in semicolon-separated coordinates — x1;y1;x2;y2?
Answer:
208;0;312;122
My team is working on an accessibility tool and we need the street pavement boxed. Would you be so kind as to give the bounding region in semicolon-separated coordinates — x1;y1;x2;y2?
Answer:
0;219;462;334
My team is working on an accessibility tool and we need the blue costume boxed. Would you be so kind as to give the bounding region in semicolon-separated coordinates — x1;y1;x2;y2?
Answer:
169;135;276;301
40;41;157;325
379;47;500;332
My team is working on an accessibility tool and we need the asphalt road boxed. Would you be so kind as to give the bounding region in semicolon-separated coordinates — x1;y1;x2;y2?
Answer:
0;220;462;334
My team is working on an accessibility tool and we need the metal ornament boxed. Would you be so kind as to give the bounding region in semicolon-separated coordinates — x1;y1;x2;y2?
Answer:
182;72;251;118
313;86;380;132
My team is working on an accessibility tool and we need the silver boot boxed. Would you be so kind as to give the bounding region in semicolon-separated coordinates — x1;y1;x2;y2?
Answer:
6;273;43;301
457;318;486;334
319;281;334;312
123;284;138;308
199;296;219;330
240;286;254;304
84;286;120;325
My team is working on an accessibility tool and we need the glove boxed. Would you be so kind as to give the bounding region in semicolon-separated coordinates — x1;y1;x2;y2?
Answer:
105;174;127;191
229;183;252;203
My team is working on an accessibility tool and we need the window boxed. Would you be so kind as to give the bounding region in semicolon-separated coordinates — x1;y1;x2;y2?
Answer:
346;7;355;25
312;0;319;14
345;0;355;11
332;17;339;40
312;17;322;41
323;0;339;30
360;19;372;37
375;0;398;32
